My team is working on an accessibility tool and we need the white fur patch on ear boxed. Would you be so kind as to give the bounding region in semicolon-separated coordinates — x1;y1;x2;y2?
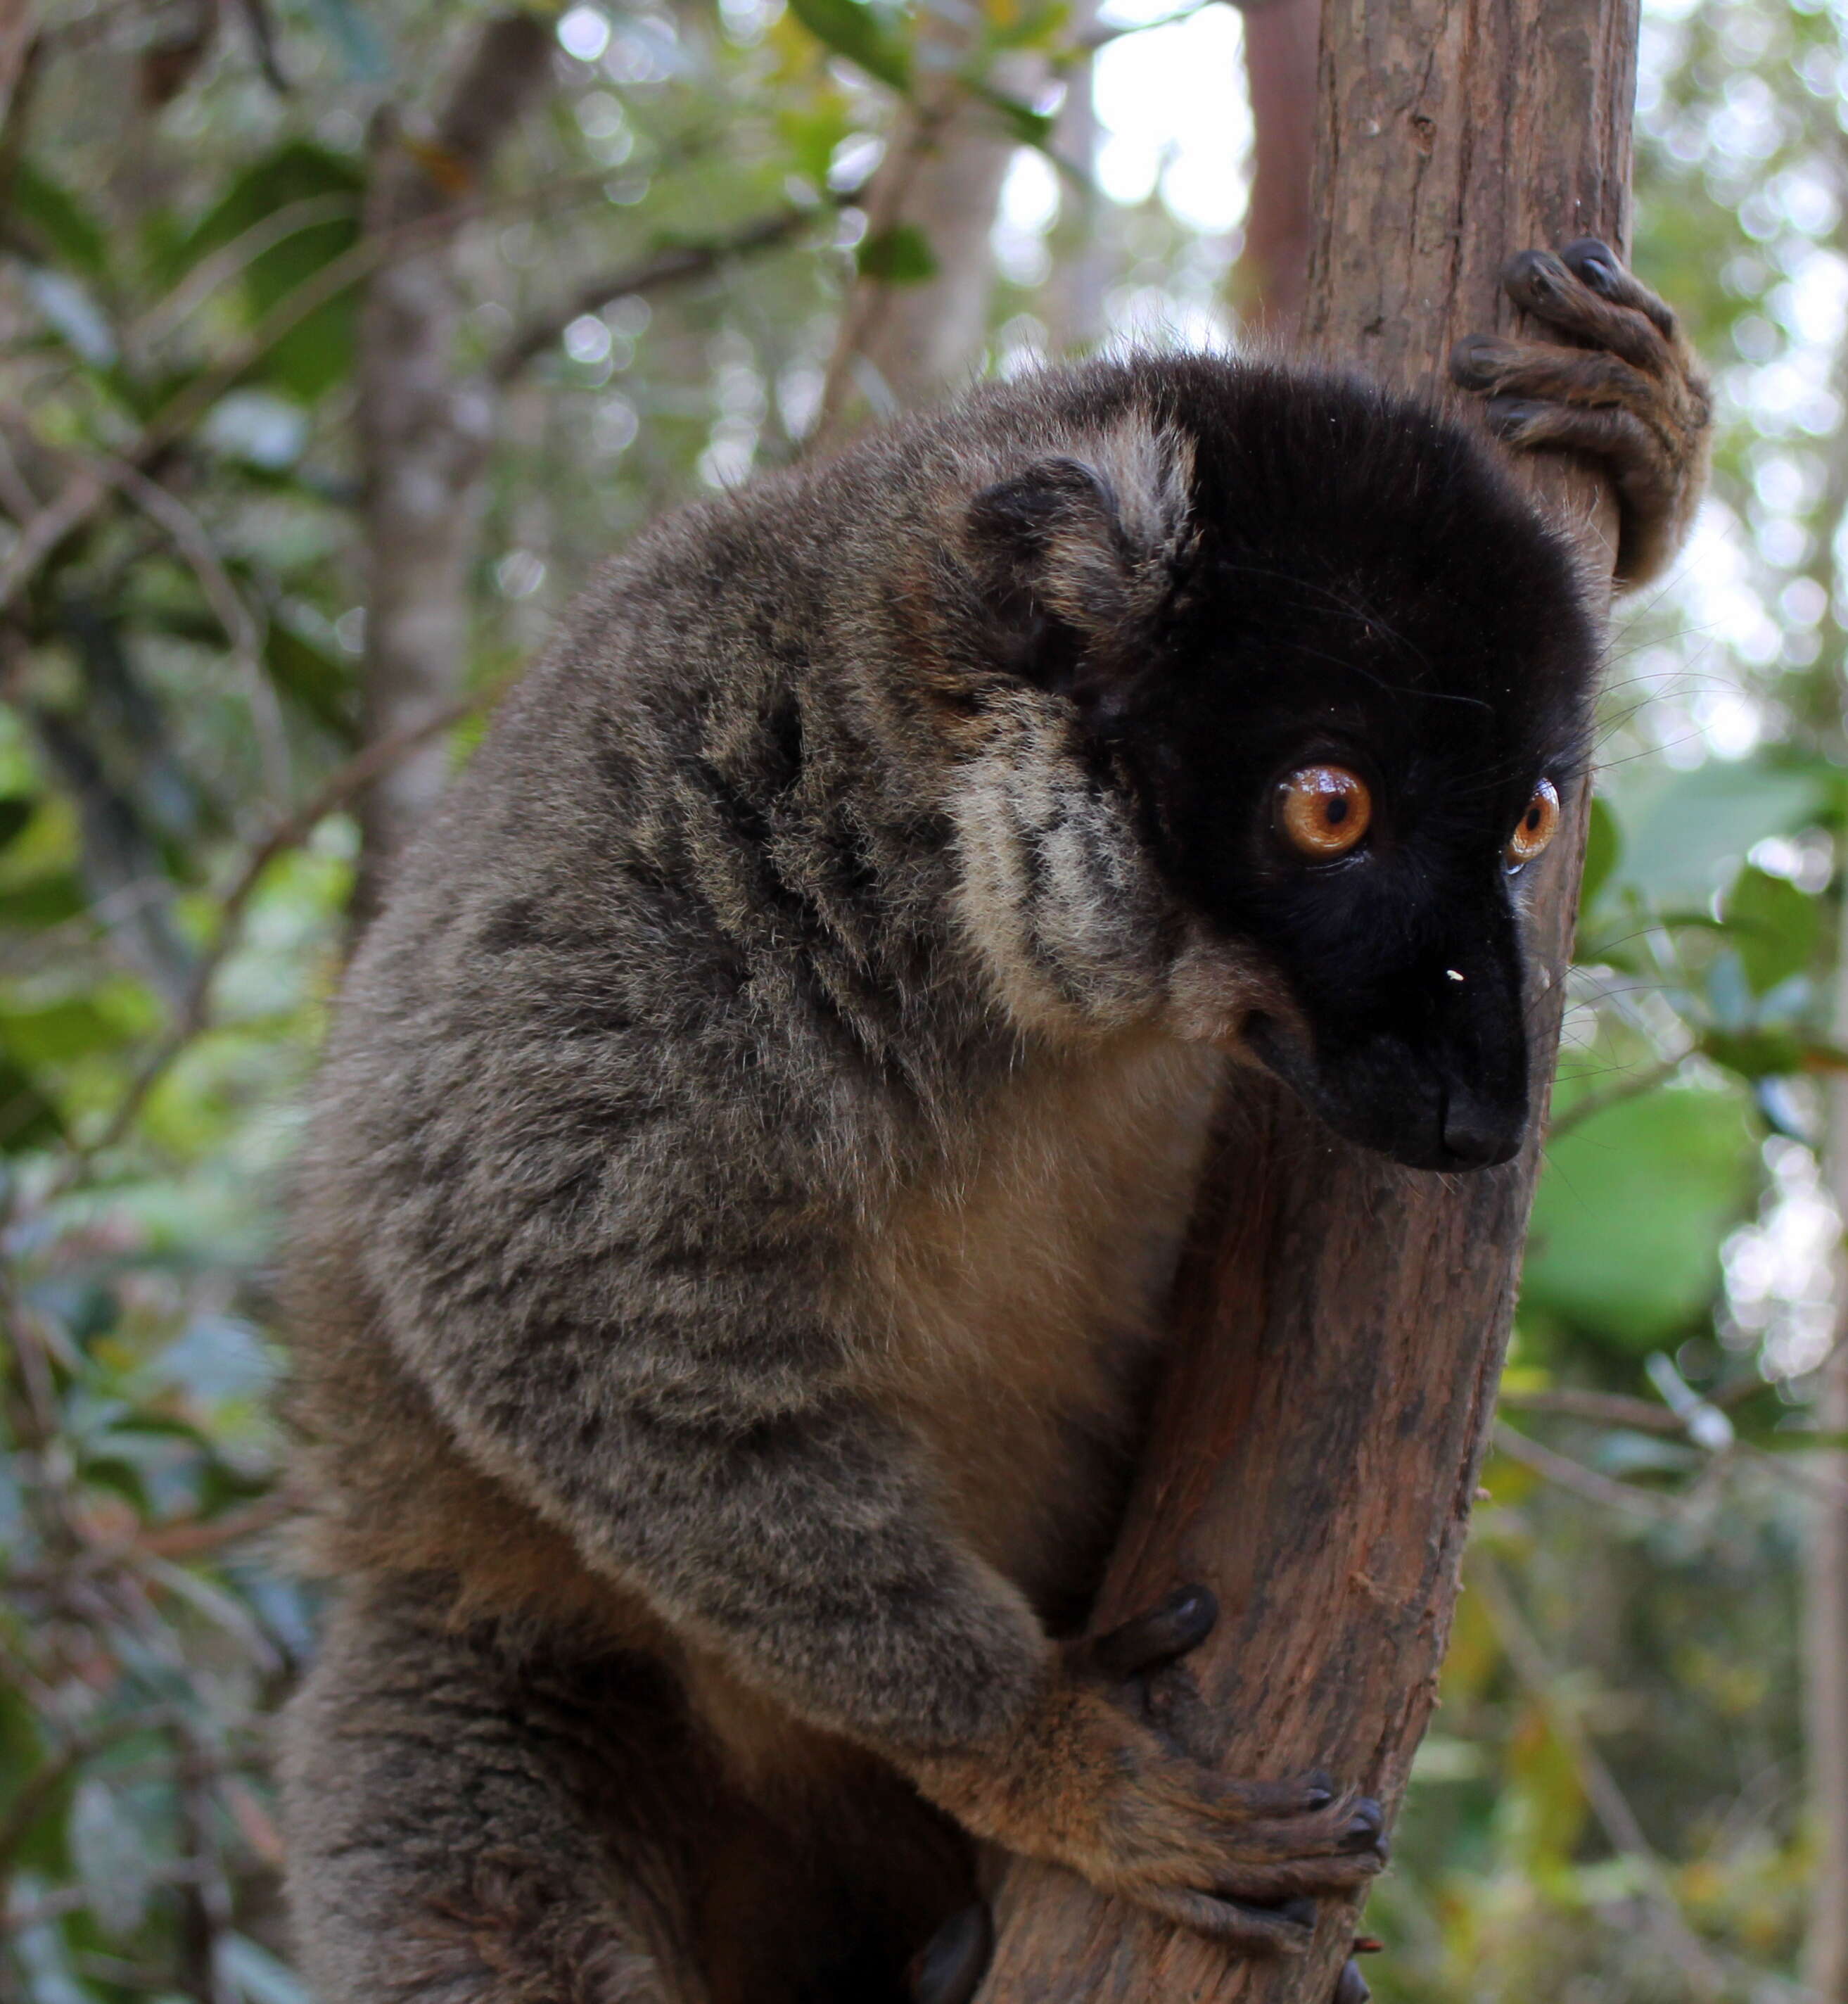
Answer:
964;406;1197;676
1086;417;1197;577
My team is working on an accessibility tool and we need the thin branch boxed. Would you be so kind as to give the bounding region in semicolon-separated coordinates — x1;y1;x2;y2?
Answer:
0;464;107;612
1545;1053;1685;1141
48;692;490;1191
131;192;356;349
2;1864;198;1942
0;1707;180;1888
0;419;40;521
1491;1419;1684;1521
1498;1386;1684;1433
0;165;633;616
808;93;955;448
0;2;34;151
1739;1440;1848;1507
4;1494;297;1592
1473;1554;1729;1999
231;0;288;94
135;1494;295;1561
88;450;288;799
491;205;822;382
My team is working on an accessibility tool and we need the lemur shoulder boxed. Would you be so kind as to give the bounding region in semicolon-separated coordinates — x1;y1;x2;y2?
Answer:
280;242;1710;2004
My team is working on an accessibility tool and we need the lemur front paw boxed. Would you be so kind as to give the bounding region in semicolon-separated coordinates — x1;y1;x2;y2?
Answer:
1449;239;1712;588
911;1587;1387;1958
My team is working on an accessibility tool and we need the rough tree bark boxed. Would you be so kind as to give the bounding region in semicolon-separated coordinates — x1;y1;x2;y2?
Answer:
976;3;1636;2000
352;13;552;920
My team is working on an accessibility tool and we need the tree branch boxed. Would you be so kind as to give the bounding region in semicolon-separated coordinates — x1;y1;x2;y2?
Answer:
1491;1419;1684;1522
490;205;822;383
979;1;1642;1996
1472;1554;1728;1998
49;693;487;1193
1545;1053;1685;1141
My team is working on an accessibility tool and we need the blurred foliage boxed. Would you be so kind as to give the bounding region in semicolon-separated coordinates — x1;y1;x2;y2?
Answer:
0;0;1846;1999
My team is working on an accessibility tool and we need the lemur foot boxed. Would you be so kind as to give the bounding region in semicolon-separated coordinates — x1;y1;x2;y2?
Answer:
911;1586;1387;1962
1449;239;1712;587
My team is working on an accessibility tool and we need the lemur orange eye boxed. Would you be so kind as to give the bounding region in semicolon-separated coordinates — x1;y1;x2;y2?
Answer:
1277;765;1372;858
1505;779;1560;870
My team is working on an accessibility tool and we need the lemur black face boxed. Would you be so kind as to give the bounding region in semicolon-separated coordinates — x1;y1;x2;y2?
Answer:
1127;606;1586;1169
1120;384;1595;1171
967;361;1599;1169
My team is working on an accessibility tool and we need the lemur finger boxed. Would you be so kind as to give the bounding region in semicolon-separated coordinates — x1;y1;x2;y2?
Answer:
908;1903;992;2004
1560;237;1678;340
1499;248;1676;378
1133;1884;1316;1956
1205;1846;1386;1903
1201;1768;1348;1822
1482;396;1681;583
1450;336;1669;437
1205;1792;1388;1865
1085;1584;1218;1681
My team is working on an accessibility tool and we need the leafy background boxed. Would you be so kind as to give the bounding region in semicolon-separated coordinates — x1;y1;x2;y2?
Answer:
3;1;1847;1999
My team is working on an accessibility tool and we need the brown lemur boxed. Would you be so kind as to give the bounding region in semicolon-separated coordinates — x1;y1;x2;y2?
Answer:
279;241;1709;2004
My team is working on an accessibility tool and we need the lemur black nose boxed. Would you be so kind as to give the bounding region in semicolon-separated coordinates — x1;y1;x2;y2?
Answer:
1441;1093;1522;1168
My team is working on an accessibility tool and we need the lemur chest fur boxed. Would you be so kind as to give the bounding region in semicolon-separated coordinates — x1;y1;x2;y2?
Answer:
850;1034;1224;1610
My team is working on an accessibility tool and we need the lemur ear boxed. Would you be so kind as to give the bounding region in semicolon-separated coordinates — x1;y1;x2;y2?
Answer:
966;424;1194;719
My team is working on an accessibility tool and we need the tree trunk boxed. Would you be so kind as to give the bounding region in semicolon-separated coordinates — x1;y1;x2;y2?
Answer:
1044;0;1108;357
352;13;552;920
976;3;1636;2000
811;11;1029;448
0;1;33;134
1230;0;1318;341
1806;915;1848;2002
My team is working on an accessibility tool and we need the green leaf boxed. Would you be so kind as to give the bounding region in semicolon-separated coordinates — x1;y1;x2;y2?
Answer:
0;873;86;930
786;0;911;91
1723;865;1820;994
777;103;855;188
0;1051;63;1153
1699;1027;1848;1079
9;160;108;279
856;222;937;284
0;798;37;854
1;999;132;1066
1524;1086;1755;1347
966;81;1056;148
1607;759;1828;908
179;142;364;402
266;620;359;742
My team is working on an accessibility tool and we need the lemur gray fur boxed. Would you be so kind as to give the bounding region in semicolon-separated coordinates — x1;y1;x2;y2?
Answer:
279;241;1710;2004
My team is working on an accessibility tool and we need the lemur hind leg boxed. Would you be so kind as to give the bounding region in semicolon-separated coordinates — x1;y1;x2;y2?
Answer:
279;1581;704;2004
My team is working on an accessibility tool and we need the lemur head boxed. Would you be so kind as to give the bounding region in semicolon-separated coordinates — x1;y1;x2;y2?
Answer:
943;356;1598;1173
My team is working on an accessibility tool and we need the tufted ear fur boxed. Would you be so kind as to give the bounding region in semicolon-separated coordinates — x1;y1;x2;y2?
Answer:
966;420;1195;723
